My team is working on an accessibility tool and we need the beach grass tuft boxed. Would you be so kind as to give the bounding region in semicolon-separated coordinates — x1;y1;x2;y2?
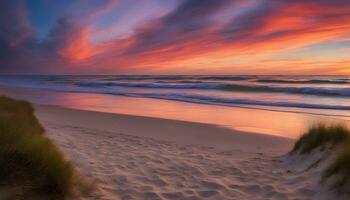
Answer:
293;123;350;192
292;123;350;154
0;96;76;199
322;147;350;191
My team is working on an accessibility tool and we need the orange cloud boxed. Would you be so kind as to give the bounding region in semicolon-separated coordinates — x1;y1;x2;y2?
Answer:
60;28;106;63
2;0;350;74
104;0;350;74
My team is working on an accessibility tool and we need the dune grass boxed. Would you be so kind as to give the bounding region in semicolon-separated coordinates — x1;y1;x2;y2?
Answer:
0;96;75;199
293;123;350;192
322;147;350;191
292;123;350;154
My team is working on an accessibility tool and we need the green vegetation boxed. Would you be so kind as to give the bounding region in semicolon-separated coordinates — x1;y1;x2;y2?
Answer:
323;148;350;191
293;123;350;154
0;96;76;199
293;123;350;192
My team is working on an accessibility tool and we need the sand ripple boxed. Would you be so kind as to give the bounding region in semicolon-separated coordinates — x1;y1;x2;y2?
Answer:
44;123;341;200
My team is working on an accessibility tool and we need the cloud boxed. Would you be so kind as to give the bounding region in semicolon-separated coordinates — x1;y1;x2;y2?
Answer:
124;0;231;54
220;0;350;46
1;0;350;74
0;0;120;73
103;0;350;72
0;0;34;72
93;0;235;70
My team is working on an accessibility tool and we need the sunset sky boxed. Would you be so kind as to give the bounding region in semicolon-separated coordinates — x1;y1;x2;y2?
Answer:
1;0;350;75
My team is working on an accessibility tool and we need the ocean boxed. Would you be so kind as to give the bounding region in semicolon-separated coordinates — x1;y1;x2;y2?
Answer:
1;75;350;138
0;75;350;113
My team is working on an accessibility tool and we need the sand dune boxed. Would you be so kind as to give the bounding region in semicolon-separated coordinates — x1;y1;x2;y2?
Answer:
34;105;345;200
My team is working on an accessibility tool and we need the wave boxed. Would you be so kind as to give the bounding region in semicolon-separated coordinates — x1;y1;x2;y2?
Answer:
196;76;255;81
42;88;350;110
76;81;221;89
104;76;350;84
1;78;350;111
1;77;350;97
17;83;347;110
138;93;350;110
102;75;186;81
257;79;350;84
76;81;350;97
156;80;207;84
221;84;350;96
101;75;254;81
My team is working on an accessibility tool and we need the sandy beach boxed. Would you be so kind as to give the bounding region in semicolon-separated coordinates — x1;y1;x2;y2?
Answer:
1;85;349;199
2;0;350;198
32;105;345;200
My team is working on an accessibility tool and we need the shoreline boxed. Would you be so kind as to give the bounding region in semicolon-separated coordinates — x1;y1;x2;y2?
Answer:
1;84;350;120
34;104;293;155
1;85;349;139
0;88;346;199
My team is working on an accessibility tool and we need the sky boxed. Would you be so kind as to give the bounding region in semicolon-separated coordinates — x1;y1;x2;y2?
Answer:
0;0;350;75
